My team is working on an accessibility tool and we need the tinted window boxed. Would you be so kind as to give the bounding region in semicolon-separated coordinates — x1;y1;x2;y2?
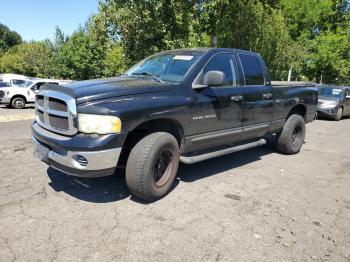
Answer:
0;81;9;87
239;54;264;85
200;53;236;86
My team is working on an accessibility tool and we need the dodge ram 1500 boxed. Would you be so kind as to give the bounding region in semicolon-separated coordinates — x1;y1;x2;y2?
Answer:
32;48;318;201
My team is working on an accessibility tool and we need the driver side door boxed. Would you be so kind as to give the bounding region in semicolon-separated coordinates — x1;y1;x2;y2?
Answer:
187;53;244;151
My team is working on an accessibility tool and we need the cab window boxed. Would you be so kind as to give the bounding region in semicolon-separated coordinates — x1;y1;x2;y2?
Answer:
196;53;236;86
238;54;265;86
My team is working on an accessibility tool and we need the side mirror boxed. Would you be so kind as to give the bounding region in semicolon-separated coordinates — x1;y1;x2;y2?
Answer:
203;70;225;86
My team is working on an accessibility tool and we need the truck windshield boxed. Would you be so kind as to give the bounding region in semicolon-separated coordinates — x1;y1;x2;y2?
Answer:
124;53;203;82
318;87;343;98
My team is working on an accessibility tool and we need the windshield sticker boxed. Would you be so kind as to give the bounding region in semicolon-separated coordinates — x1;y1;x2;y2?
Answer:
173;55;194;61
333;89;342;95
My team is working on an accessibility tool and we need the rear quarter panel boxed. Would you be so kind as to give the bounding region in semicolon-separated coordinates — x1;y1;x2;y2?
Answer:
271;85;318;131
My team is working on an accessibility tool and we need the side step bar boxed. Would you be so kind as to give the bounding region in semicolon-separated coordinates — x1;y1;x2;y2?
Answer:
180;139;267;164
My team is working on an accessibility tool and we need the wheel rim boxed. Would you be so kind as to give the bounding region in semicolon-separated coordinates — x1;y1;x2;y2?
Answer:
15;100;24;108
292;125;302;146
153;148;174;187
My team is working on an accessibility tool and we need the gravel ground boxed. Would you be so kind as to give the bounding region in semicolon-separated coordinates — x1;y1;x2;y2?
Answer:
0;112;349;262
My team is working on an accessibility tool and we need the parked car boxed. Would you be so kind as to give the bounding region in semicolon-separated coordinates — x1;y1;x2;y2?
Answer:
0;79;62;109
32;48;318;201
316;85;350;121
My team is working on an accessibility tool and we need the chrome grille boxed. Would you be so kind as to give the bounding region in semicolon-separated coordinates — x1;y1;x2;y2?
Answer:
37;95;44;106
49;98;67;111
49;114;69;130
35;90;77;136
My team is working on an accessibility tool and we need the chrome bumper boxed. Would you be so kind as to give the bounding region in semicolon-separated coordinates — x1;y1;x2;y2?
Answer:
32;136;121;172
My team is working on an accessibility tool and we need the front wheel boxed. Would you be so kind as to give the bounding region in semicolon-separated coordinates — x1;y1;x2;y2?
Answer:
11;97;26;109
125;132;180;201
334;107;343;121
276;114;306;155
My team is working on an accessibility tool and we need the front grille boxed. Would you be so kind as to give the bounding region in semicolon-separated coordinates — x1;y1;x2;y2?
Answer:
37;110;44;123
49;98;67;111
49;114;69;130
35;90;77;136
37;95;44;106
0;91;4;98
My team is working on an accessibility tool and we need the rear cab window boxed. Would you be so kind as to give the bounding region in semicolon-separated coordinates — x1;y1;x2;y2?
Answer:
238;53;265;86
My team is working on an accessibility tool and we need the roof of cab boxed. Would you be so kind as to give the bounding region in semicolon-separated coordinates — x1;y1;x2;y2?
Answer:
159;47;260;56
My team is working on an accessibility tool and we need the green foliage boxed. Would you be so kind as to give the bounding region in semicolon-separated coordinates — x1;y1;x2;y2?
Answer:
0;23;22;54
0;41;54;77
280;0;334;39
52;29;106;80
305;31;350;84
98;0;207;65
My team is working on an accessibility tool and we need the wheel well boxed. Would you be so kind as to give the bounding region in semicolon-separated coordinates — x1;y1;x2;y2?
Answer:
287;104;306;120
11;95;27;103
118;118;184;166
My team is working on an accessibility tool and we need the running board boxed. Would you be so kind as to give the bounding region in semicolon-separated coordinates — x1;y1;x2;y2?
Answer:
180;139;267;164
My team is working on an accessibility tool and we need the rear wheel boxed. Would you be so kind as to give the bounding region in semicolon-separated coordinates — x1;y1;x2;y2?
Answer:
334;107;343;121
11;97;26;109
125;132;180;201
276;114;305;155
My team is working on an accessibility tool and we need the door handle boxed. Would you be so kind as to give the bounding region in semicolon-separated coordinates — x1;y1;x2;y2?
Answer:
231;95;243;102
262;93;273;99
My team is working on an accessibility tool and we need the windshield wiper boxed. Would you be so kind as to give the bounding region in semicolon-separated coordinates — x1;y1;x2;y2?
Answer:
132;72;163;83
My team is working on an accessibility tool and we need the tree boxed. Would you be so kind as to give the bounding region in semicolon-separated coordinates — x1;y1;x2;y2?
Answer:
98;0;206;65
0;41;54;77
0;23;22;54
305;31;350;84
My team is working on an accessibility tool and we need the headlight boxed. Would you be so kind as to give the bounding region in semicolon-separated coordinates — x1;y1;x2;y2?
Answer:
319;102;337;108
78;114;122;134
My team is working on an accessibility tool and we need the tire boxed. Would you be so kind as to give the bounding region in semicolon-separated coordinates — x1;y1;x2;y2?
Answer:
276;114;305;155
11;97;26;109
125;132;180;201
334;107;343;121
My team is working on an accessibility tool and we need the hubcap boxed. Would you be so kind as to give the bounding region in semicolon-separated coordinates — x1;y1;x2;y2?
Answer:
15;100;24;108
153;148;174;187
292;125;302;145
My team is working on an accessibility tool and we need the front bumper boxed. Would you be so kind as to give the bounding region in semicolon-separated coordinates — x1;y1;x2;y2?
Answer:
0;97;10;104
316;108;336;119
32;122;126;177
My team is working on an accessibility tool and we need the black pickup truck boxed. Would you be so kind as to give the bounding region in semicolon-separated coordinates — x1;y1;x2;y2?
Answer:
32;48;318;201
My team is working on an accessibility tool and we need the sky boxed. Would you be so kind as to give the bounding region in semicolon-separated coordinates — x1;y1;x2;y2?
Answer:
0;0;99;41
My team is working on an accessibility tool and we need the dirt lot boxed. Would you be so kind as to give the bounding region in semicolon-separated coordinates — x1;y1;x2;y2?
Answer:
0;109;349;262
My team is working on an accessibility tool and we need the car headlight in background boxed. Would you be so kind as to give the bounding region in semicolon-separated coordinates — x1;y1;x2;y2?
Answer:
319;101;337;109
78;114;122;134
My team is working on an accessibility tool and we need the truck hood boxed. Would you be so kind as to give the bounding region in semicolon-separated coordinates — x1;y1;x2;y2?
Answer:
62;77;173;104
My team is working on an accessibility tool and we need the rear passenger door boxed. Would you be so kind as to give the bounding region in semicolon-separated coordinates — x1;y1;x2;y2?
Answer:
236;53;274;140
